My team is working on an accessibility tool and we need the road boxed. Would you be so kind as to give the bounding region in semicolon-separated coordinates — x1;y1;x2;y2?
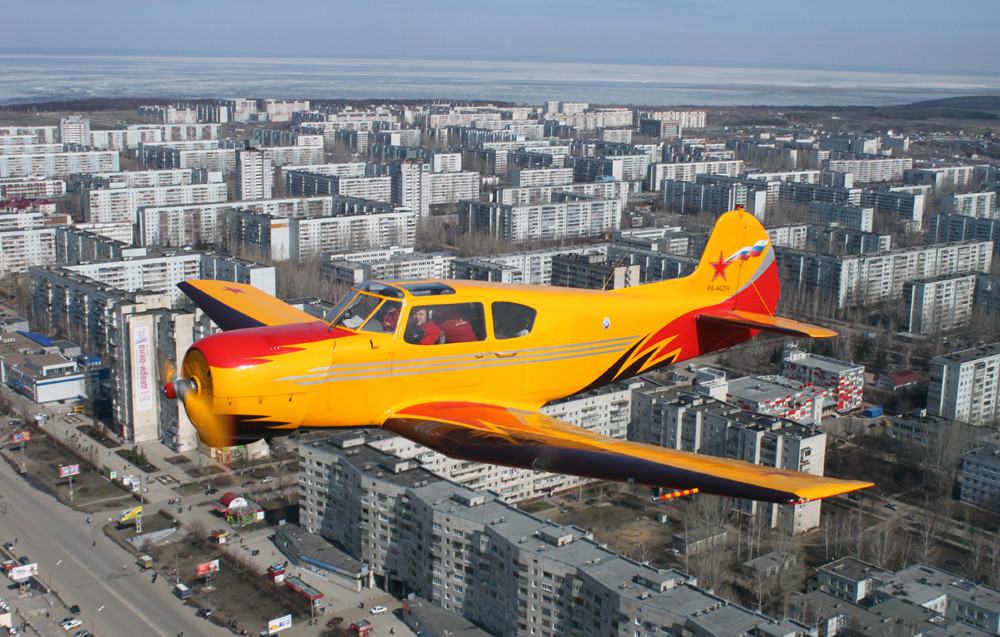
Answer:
0;451;230;637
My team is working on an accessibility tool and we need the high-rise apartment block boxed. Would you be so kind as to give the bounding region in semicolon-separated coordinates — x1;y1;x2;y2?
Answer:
59;115;91;145
903;273;977;334
236;146;274;200
927;343;1000;425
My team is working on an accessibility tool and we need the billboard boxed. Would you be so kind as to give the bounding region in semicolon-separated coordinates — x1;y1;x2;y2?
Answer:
131;323;154;412
58;464;81;478
10;431;30;443
267;614;292;634
9;563;38;581
196;559;220;577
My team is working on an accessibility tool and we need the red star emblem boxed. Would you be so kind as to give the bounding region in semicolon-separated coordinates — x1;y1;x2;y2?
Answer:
710;252;730;282
223;286;245;294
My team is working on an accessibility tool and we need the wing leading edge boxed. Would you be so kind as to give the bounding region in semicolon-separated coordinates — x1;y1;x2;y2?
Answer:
178;280;317;331
384;401;872;504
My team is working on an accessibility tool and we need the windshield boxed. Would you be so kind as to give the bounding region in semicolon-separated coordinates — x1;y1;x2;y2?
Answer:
326;290;357;324
332;293;382;330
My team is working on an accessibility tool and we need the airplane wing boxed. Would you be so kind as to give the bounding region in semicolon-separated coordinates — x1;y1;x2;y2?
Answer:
383;401;872;504
177;280;317;331
697;308;837;339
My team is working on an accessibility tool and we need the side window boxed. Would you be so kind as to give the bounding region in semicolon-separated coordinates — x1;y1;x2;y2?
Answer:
362;300;402;334
404;303;486;345
493;302;536;339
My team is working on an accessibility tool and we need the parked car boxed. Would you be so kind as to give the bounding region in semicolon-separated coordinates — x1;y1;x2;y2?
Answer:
72;630;92;637
196;607;213;619
260;475;275;484
884;502;898;511
60;617;82;630
3;541;14;551
18;555;30;565
240;480;255;487
204;487;219;496
369;606;388;615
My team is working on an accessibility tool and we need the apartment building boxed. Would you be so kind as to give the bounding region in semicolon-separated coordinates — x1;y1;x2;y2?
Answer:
323;252;455;286
298;432;807;636
781;343;864;412
0;178;66;198
0;126;58;144
237;146;274;201
630;385;827;534
460;197;621;242
232;203;416;261
137;197;334;247
647;160;744;190
905;165;976;190
903;273;977;334
824;158;912;183
807;202;874;232
84;182;228;224
59;116;90;145
453;245;608;286
776;241;993;308
0;150;120;179
550;254;640;290
927;343;1000;425
0;228;56;275
573;155;651;183
942;191;998;219
498;181;628;208
511;168;574;188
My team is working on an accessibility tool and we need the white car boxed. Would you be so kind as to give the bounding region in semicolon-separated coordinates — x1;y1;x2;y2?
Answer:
60;617;82;630
369;605;388;615
261;475;275;484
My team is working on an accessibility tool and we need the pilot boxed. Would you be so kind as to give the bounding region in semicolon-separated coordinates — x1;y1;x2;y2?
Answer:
381;307;400;332
406;307;442;345
438;307;476;343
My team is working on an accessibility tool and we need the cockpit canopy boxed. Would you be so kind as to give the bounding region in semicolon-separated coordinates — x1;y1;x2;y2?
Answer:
327;281;537;342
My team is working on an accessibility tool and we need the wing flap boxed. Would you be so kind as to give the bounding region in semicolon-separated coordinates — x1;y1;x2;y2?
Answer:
383;401;871;504
698;309;837;339
178;280;317;331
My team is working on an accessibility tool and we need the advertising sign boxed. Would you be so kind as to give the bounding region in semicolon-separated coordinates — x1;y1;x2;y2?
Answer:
10;431;30;443
58;464;81;478
9;563;38;581
196;559;220;577
267;614;292;634
131;323;154;412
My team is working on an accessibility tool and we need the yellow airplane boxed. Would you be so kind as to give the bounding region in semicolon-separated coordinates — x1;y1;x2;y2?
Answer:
166;208;873;504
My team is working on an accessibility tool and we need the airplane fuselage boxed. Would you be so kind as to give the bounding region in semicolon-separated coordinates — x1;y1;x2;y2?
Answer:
182;277;763;442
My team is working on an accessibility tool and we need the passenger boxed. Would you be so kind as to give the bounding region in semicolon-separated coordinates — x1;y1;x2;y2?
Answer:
437;307;477;343
405;308;442;345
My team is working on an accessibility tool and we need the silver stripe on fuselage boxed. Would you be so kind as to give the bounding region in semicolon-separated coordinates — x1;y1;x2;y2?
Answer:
278;335;639;382
293;343;633;385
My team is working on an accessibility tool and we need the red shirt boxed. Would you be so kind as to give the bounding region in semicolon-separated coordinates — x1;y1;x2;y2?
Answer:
439;318;476;343
416;320;441;345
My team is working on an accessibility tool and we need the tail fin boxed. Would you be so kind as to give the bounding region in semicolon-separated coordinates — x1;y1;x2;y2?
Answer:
621;207;836;341
685;207;779;315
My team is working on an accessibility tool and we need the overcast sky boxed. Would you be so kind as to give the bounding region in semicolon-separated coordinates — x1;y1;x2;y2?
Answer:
4;0;998;75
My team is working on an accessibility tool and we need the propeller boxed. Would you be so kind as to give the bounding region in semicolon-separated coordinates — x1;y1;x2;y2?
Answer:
161;353;235;448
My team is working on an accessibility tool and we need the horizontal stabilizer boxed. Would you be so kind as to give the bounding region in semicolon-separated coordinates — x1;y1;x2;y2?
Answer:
697;309;837;339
